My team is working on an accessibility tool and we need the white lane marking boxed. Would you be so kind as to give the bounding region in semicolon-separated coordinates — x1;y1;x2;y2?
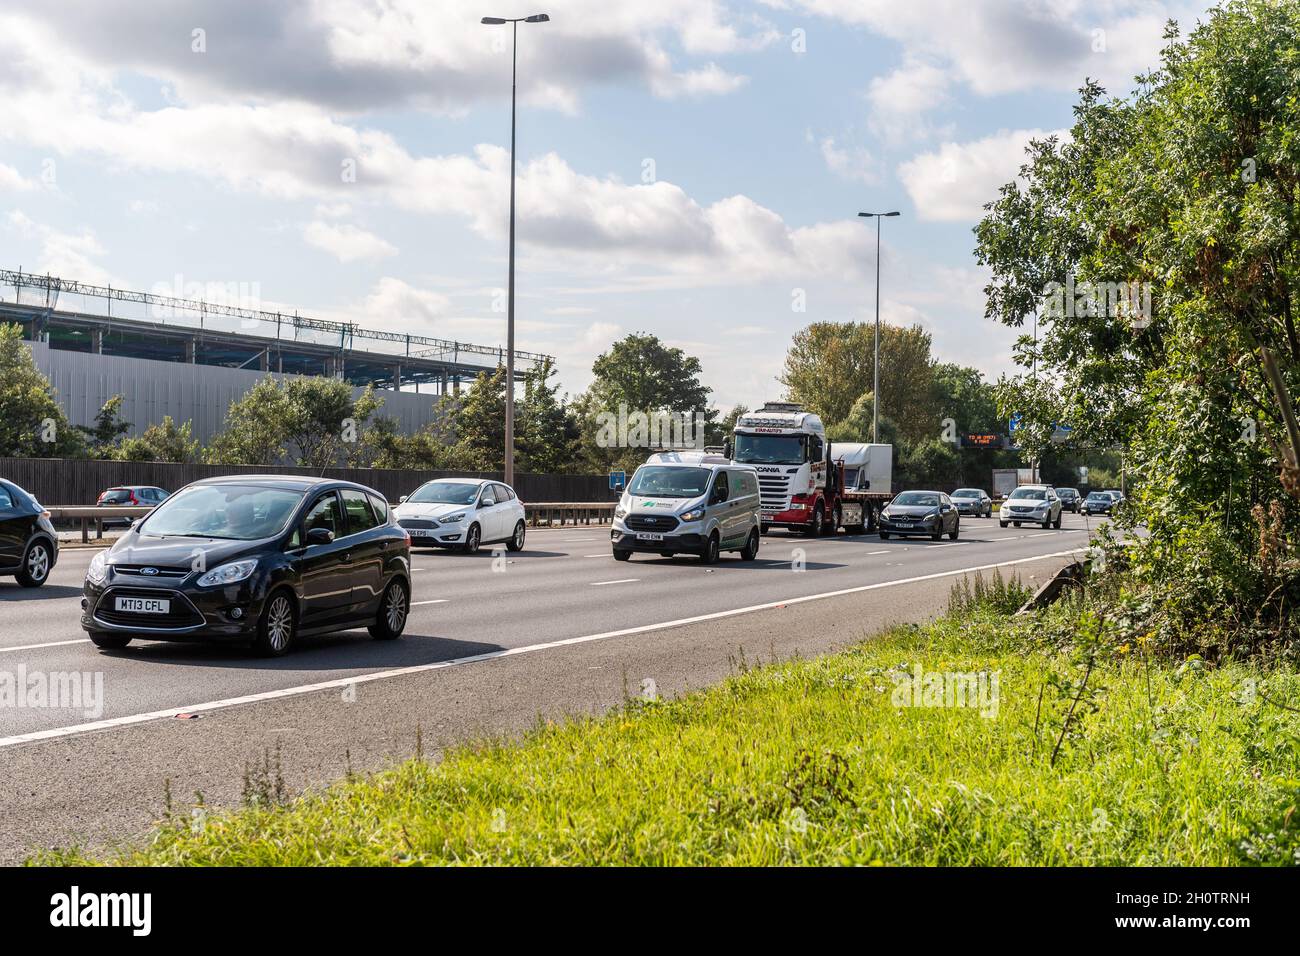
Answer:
590;578;639;586
584;554;610;558
0;547;1085;749
410;599;448;607
867;550;889;555
0;639;93;654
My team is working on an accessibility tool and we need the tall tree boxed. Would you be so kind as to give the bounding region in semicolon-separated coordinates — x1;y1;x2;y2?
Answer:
76;394;131;458
517;358;580;474
0;323;83;458
780;322;939;441
452;367;507;470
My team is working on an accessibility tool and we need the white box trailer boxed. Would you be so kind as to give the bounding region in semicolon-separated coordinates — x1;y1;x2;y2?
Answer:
830;442;894;532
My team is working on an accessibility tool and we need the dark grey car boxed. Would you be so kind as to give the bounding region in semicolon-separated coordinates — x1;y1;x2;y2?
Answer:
878;490;960;541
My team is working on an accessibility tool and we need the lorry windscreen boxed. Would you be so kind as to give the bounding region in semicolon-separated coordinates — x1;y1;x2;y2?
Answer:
734;433;805;465
627;466;712;499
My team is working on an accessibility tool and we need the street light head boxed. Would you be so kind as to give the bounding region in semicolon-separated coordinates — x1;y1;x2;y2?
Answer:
481;16;507;24
525;13;550;22
884;211;901;217
858;212;872;217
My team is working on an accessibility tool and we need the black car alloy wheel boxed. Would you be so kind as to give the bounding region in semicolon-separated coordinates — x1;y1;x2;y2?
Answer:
256;591;297;656
370;578;408;640
17;540;52;587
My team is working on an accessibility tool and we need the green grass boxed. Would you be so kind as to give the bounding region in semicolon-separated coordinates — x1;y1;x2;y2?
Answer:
37;594;1300;866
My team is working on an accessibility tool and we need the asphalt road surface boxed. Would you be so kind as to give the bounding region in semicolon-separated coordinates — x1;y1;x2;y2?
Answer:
0;513;1104;862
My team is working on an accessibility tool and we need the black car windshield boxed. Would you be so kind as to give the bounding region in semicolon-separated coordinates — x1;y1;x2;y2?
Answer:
893;492;940;507
1088;493;1110;500
141;484;303;540
627;466;711;499
408;482;480;505
1009;488;1048;500
952;489;981;498
1058;488;1079;496
734;433;806;465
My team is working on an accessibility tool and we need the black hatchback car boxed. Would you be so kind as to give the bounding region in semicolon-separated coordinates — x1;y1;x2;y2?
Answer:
81;476;411;656
0;478;58;588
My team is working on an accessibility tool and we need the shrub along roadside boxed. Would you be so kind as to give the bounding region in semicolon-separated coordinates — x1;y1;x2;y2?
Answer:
36;579;1300;866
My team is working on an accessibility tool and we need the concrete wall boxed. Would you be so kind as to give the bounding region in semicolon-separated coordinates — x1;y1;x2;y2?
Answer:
27;342;443;444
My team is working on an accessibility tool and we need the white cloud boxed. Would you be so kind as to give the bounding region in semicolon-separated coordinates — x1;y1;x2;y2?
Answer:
865;57;952;144
0;163;36;192
773;0;1202;99
301;220;397;262
898;128;1064;223
6;210;116;286
4;0;771;115
818;136;878;185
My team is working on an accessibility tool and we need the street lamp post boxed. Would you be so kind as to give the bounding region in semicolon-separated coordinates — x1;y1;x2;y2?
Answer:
857;211;900;444
482;13;549;486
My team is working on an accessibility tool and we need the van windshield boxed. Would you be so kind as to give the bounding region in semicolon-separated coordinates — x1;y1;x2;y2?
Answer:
627;466;711;499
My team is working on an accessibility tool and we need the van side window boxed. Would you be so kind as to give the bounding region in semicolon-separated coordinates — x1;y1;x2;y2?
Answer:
711;472;729;503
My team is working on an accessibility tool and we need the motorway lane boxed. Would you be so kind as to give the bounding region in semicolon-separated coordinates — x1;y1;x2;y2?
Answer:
0;514;1106;740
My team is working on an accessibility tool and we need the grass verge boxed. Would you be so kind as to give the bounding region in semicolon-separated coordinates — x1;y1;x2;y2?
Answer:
36;579;1300;866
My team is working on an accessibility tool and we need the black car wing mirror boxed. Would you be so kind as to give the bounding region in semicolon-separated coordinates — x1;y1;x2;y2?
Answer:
305;527;334;546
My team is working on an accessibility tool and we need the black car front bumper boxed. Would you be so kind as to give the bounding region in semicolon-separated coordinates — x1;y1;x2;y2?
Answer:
81;577;269;642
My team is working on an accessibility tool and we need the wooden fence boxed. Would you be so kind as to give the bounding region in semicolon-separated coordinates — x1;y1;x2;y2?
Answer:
0;457;612;507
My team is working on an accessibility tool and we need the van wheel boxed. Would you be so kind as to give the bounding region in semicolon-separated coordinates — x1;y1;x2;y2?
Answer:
16;540;52;587
506;520;526;552
253;590;297;657
369;578;408;640
760;524;770;536
613;550;631;562
740;529;759;561
1000;521;1008;528
700;532;720;564
89;632;131;650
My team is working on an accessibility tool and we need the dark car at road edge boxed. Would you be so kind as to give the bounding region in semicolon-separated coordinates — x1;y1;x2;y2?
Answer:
0;478;59;588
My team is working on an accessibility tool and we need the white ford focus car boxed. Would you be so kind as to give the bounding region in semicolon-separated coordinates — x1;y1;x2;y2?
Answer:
391;478;527;553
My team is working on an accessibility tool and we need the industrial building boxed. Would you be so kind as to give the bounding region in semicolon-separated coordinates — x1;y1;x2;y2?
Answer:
1;269;552;443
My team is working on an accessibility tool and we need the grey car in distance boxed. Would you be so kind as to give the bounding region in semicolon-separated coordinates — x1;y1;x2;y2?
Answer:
951;488;993;518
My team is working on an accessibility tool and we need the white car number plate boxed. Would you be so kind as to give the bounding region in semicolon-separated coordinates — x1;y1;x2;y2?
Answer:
635;532;665;541
409;528;433;537
115;596;170;614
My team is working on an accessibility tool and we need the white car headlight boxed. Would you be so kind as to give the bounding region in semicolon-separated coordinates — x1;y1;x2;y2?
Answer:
438;512;466;524
680;508;705;522
196;559;258;587
86;550;108;585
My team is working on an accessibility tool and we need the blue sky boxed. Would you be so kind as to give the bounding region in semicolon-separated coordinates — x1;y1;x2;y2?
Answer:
0;0;1208;409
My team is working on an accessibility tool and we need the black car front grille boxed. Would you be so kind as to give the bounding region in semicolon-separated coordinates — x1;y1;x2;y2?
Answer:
112;564;190;578
625;514;680;532
94;588;204;630
398;518;437;529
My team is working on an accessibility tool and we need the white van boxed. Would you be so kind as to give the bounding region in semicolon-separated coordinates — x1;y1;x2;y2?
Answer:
611;451;762;563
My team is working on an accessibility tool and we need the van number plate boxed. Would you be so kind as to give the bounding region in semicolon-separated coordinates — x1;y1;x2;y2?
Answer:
635;532;665;541
115;596;170;614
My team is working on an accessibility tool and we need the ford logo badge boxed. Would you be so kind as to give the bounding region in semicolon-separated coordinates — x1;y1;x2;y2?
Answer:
141;567;159;575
